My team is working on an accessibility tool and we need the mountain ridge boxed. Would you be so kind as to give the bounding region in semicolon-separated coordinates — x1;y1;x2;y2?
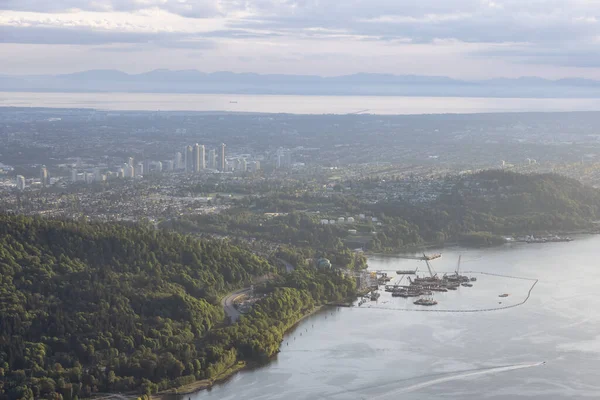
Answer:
4;69;600;97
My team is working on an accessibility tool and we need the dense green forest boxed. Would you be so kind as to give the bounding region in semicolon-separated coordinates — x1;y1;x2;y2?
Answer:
0;215;356;399
165;171;600;252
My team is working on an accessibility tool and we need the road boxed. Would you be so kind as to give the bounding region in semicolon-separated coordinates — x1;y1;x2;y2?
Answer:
221;287;252;323
221;259;295;324
278;258;295;273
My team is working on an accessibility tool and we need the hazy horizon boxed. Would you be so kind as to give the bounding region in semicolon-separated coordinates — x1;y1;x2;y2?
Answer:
5;68;600;82
5;68;600;98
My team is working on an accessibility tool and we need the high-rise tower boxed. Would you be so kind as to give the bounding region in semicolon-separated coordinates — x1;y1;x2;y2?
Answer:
185;145;193;173
220;143;226;172
40;165;48;186
208;149;216;169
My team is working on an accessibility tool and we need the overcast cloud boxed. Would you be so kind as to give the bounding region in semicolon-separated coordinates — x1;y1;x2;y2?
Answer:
2;0;600;78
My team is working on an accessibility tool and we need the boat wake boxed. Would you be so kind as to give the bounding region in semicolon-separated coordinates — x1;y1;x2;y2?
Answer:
370;362;545;399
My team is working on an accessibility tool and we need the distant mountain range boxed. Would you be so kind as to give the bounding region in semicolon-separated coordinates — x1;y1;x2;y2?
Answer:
3;69;600;97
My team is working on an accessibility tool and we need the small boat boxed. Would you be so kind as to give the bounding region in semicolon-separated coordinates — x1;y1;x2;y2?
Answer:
498;293;509;298
461;282;473;287
412;276;441;284
414;296;438;306
229;100;238;104
470;277;477;282
370;292;381;301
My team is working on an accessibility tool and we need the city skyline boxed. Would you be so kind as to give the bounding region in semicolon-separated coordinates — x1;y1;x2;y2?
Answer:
57;141;266;186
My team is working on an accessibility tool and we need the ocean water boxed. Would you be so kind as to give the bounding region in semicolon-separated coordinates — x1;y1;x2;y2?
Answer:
185;236;600;399
3;92;600;114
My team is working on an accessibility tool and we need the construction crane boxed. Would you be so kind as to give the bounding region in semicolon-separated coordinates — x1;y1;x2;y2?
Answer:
424;259;437;278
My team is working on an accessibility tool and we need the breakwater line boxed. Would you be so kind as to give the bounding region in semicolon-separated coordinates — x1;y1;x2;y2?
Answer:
359;271;538;313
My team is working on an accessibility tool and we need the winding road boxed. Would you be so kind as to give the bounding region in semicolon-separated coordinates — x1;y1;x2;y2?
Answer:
221;287;252;323
279;258;295;273
221;258;295;323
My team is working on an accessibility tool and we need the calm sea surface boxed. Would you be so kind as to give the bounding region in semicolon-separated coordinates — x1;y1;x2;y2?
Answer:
184;236;600;399
3;92;600;114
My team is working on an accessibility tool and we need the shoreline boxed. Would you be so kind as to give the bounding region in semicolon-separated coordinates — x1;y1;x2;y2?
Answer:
150;361;247;400
365;230;600;257
150;304;328;400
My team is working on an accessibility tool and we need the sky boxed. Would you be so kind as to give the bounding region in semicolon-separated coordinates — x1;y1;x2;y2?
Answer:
2;0;600;79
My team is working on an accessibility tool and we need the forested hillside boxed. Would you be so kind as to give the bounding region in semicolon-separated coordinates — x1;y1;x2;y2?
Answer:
165;171;600;252
0;215;355;399
369;171;600;249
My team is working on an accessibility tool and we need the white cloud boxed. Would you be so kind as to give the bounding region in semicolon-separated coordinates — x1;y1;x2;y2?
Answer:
0;9;227;33
2;0;600;77
358;13;473;24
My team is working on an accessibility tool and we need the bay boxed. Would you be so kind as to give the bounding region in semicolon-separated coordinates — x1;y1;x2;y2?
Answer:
3;92;600;114
185;236;600;399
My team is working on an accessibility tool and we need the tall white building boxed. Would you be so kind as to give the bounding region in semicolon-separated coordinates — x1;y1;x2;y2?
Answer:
239;158;247;172
135;162;144;177
128;157;134;167
192;143;205;172
16;175;26;190
124;163;134;178
220;143;226;171
185;146;193;172
208;149;216;169
156;161;163;173
199;144;206;170
276;148;292;168
71;168;78;183
175;152;183;169
40;165;48;186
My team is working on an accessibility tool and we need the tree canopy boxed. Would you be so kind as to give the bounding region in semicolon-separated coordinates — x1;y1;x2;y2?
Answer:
0;214;355;399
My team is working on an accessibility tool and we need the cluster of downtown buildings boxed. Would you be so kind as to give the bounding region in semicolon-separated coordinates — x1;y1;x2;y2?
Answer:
182;143;226;173
11;143;295;190
15;165;48;190
68;143;261;183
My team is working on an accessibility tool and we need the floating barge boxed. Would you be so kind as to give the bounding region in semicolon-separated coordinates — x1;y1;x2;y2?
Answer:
518;235;573;243
396;269;417;275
